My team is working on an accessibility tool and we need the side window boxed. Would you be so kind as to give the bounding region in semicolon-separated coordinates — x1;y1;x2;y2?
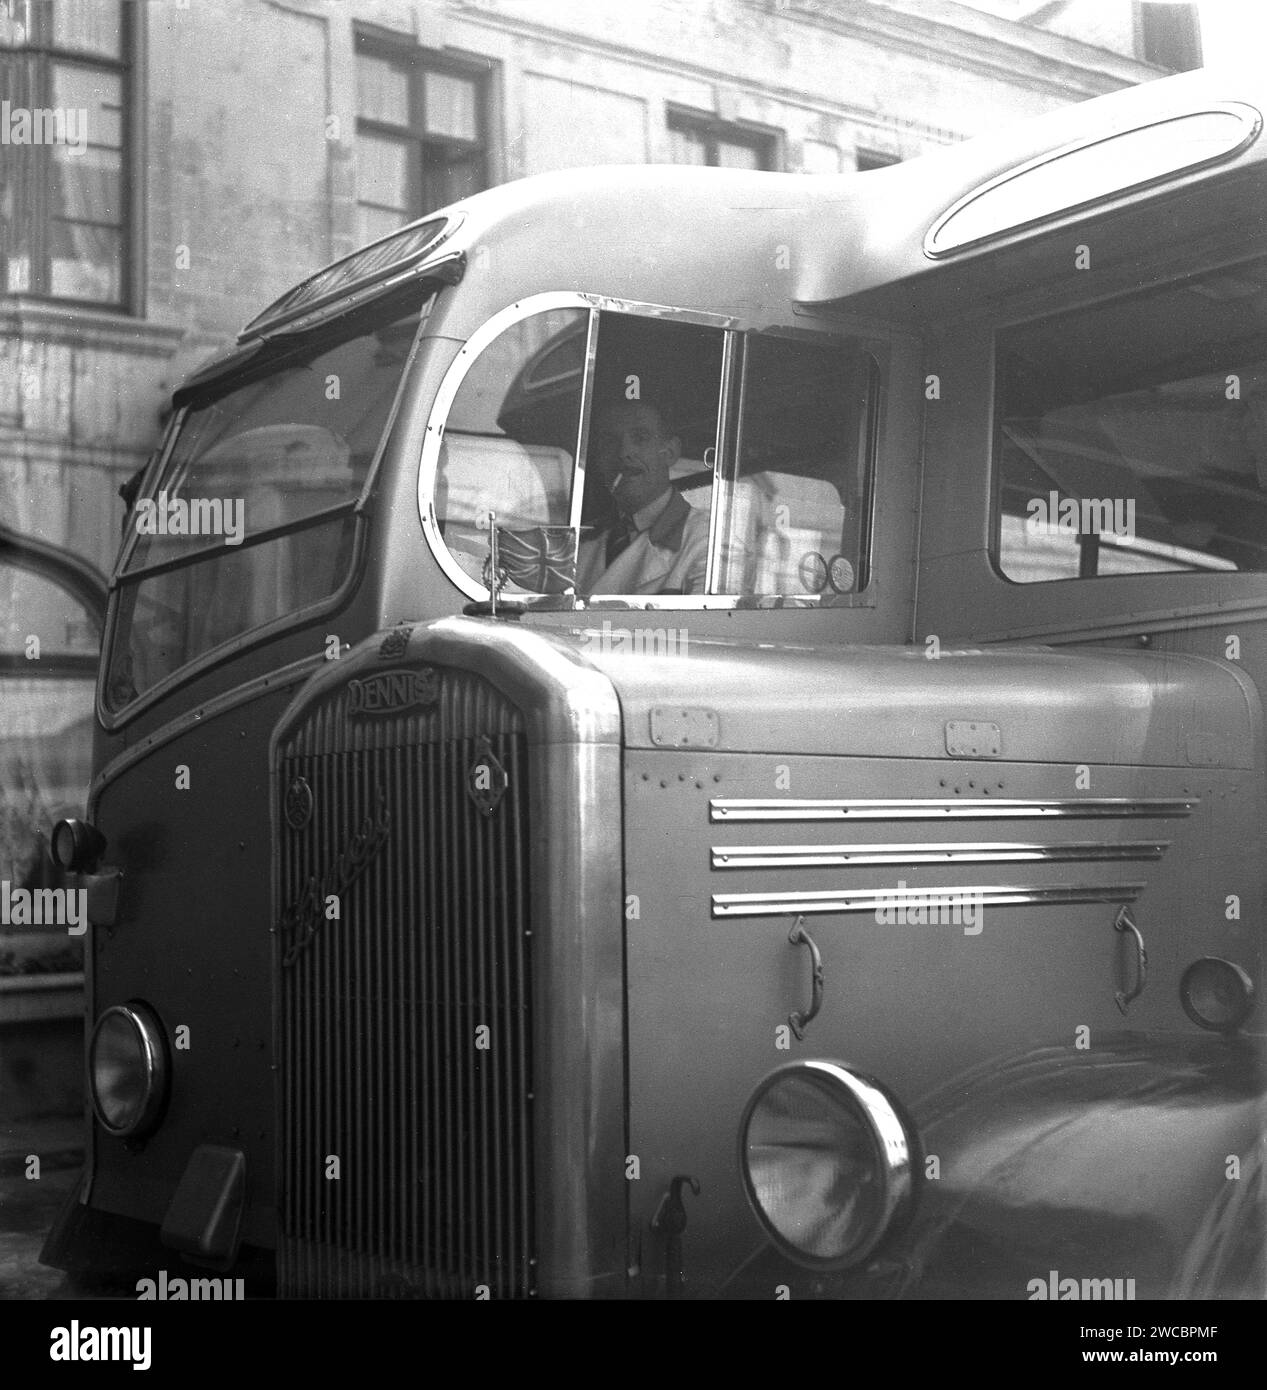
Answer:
427;301;874;602
434;306;586;593
996;259;1267;582
581;313;724;597
431;305;726;598
714;335;876;599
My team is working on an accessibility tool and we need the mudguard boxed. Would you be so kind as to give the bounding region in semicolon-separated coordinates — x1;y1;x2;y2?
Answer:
725;1035;1264;1300
881;1035;1265;1300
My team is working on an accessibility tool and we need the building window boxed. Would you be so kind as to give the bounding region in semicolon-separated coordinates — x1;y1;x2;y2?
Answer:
855;149;899;171
667;109;777;171
0;0;131;307
354;33;488;246
1138;1;1202;72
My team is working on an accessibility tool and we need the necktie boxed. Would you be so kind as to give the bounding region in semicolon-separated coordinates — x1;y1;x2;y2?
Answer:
606;520;634;566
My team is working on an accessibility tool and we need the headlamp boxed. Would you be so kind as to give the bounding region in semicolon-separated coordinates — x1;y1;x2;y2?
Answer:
738;1060;918;1269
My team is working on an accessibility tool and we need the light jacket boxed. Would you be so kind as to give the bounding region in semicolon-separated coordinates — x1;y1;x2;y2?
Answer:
577;490;709;595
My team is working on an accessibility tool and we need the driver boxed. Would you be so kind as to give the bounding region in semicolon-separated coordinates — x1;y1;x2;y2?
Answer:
577;400;709;595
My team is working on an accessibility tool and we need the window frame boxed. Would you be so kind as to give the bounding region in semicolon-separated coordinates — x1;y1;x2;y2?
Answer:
417;292;881;611
665;105;780;172
988;260;1267;589
353;27;490;238
1136;0;1202;73
856;148;900;172
98;286;434;728
0;0;135;311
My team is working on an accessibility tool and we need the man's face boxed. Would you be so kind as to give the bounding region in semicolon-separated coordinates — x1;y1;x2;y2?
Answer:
595;403;679;516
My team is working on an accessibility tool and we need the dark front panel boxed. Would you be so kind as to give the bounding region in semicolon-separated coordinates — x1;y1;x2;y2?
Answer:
276;670;533;1297
88;687;299;1246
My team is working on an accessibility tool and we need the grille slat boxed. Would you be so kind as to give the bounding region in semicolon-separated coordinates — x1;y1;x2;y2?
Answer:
277;669;533;1297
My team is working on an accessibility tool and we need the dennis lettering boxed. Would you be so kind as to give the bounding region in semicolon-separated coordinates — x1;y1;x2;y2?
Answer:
347;669;439;716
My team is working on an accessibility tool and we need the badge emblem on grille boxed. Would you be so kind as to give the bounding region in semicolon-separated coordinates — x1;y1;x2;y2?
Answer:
348;668;440;717
285;775;314;830
467;736;508;817
378;625;413;659
279;789;392;969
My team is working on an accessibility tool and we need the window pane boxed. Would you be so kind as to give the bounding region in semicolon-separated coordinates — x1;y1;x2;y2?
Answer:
52;144;122;223
0;5;32;51
668;125;708;165
107;304;427;708
0;563;100;659
356;132;412;213
425;70;478;141
423;144;482;211
580;313;725;596
715;336;874;597
127;307;424;575
718;138;762;170
996;258;1267;581
53;62;123;147
5;256;32;293
52;0;122;58
108;512;357;709
856;149;899;171
356;52;410;126
0;68;35;291
1;676;95;893
49;220;121;301
436;308;586;594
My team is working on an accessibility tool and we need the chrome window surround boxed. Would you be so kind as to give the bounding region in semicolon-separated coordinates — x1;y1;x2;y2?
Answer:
417;292;879;611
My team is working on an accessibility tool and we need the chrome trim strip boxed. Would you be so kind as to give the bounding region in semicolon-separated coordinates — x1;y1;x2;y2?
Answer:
713;882;1147;917
110;407;185;584
567;307;602;589
710;797;1198;822
89;652;327;809
704;330;739;594
711;840;1169;869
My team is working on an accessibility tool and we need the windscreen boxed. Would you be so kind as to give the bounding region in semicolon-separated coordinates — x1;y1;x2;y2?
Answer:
104;298;426;711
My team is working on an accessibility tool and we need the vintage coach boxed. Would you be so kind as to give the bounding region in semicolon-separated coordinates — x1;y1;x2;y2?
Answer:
44;66;1266;1298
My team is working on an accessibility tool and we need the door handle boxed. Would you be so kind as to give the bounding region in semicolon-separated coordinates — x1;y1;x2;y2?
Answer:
788;916;824;1041
1114;905;1147;1014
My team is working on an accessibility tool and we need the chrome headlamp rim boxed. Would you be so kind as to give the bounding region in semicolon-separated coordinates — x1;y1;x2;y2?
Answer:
737;1058;919;1271
89;1001;170;1139
1179;956;1255;1033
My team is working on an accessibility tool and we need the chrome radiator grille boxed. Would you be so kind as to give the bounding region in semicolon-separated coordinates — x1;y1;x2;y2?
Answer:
275;670;533;1297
